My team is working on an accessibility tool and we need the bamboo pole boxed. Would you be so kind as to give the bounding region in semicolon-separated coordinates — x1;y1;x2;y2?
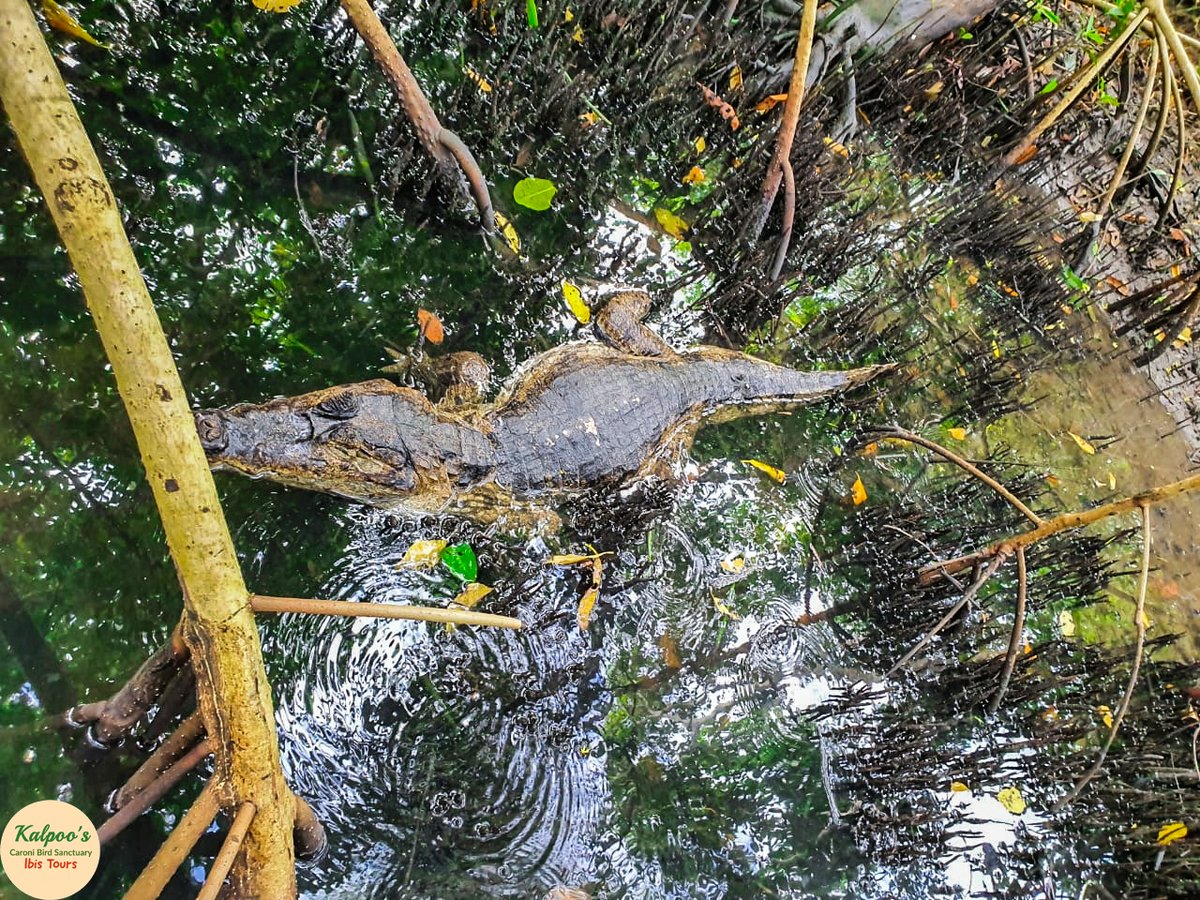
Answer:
0;1;296;894
124;779;221;900
251;594;523;629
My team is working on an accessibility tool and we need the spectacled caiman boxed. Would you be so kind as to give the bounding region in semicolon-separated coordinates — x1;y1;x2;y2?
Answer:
195;292;892;528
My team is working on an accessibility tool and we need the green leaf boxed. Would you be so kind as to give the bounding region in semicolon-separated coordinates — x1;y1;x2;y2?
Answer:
440;543;478;582
526;0;538;28
513;177;557;211
1039;79;1058;95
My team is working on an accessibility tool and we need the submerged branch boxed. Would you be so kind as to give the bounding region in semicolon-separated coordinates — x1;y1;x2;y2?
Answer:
123;779;220;900
251;594;523;629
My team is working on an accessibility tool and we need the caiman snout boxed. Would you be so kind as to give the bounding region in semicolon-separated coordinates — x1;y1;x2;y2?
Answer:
194;410;228;454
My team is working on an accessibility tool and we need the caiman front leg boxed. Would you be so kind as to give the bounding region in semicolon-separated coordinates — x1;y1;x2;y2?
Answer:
383;349;491;410
593;291;680;359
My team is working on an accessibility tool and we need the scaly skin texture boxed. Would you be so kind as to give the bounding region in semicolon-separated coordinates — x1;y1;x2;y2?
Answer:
197;310;890;525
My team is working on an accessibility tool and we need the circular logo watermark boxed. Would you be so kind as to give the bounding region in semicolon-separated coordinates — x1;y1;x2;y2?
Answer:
1;801;100;899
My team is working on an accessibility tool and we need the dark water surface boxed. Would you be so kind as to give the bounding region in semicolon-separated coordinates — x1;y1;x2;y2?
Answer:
2;1;1199;898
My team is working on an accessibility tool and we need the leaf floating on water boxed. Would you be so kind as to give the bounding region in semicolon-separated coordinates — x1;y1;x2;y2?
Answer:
997;786;1027;815
417;308;445;345
513;177;557;211
464;65;492;93
851;475;868;506
693;136;707;153
712;594;742;620
396;539;448;571
1097;704;1113;729
546;549;611;566
579;110;601;128
720;556;745;574
453;582;493;609
494;212;521;254
1107;471;1117;490
659;633;682;669
754;93;788;114
682;165;706;185
526;0;538;27
440;543;479;582
1058;608;1075;637
950;781;970;793
947;427;967;441
577;587;598;630
562;281;591;324
251;0;304;12
697;83;740;130
1067;431;1096;455
1158;821;1188;846
652;207;689;240
42;0;111;46
571;22;584;43
728;65;743;91
742;458;786;483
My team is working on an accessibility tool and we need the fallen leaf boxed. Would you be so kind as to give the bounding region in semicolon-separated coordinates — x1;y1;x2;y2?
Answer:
851;475;867;506
659;633;682;669
654;207;689;239
950;781;970;793
252;0;304;11
712;594;742;620
729;65;743;91
577;587;598;630
1107;471;1117;490
453;582;493;608
1067;431;1096;455
564;7;573;20
571;22;583;42
1079;210;1101;223
440;543;478;582
513;176;558;211
579;111;601;128
997;786;1026;815
396;539;448;570
1174;326;1193;347
43;0;111;46
1058;608;1075;637
947;427;967;441
693;136;707;153
754;93;788;114
742;458;786;483
823;137;849;158
720;556;745;573
925;80;945;99
494;211;521;254
697;82;740;130
682;165;706;185
464;65;492;92
526;0;538;27
417;309;445;345
562;281;591;324
859;442;879;457
1158;822;1188;846
1097;704;1113;729
547;552;609;566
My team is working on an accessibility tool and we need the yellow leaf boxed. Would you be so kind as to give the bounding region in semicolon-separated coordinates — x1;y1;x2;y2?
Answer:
859;441;879;457
548;553;598;566
1174;326;1192;348
1058;608;1075;637
659;633;682;669
396;539;448;570
950;781;970;793
42;0;111;46
252;0;304;11
997;786;1026;815
453;582;493;608
992;339;1002;359
1078;210;1101;223
572;22;583;43
579;111;601;128
564;6;574;20
654;207;689;239
823;137;849;158
851;475;868;506
562;280;591;324
720;556;745;573
1097;704;1113;729
682;165;706;185
494;211;520;254
754;93;788;114
729;65;743;91
925;80;945;98
1067;431;1096;455
1158;821;1188;846
464;65;492;93
1140;609;1151;628
712;594;742;620
947;427;967;441
1107;471;1117;490
577;587;598;630
742;458;786;483
693;136;707;154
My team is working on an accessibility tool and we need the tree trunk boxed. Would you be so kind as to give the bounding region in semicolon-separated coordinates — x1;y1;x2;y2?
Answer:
0;0;296;894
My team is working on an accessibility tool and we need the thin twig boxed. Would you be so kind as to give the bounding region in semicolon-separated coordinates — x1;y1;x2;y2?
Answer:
874;426;1043;525
251;594;522;629
919;471;1200;585
1053;503;1151;811
887;552;1009;678
123;778;220;900
1093;32;1160;223
197;801;257;900
988;545;1028;716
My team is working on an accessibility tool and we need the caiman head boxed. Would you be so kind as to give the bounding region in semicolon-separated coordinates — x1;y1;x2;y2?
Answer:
195;379;496;509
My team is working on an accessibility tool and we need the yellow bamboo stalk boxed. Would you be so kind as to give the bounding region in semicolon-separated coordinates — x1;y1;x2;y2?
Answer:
252;594;523;629
0;0;295;894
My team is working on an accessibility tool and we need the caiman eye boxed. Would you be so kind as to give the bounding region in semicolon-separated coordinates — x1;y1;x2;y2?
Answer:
314;392;360;419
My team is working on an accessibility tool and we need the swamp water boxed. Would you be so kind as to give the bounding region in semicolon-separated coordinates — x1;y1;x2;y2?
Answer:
2;1;1199;898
